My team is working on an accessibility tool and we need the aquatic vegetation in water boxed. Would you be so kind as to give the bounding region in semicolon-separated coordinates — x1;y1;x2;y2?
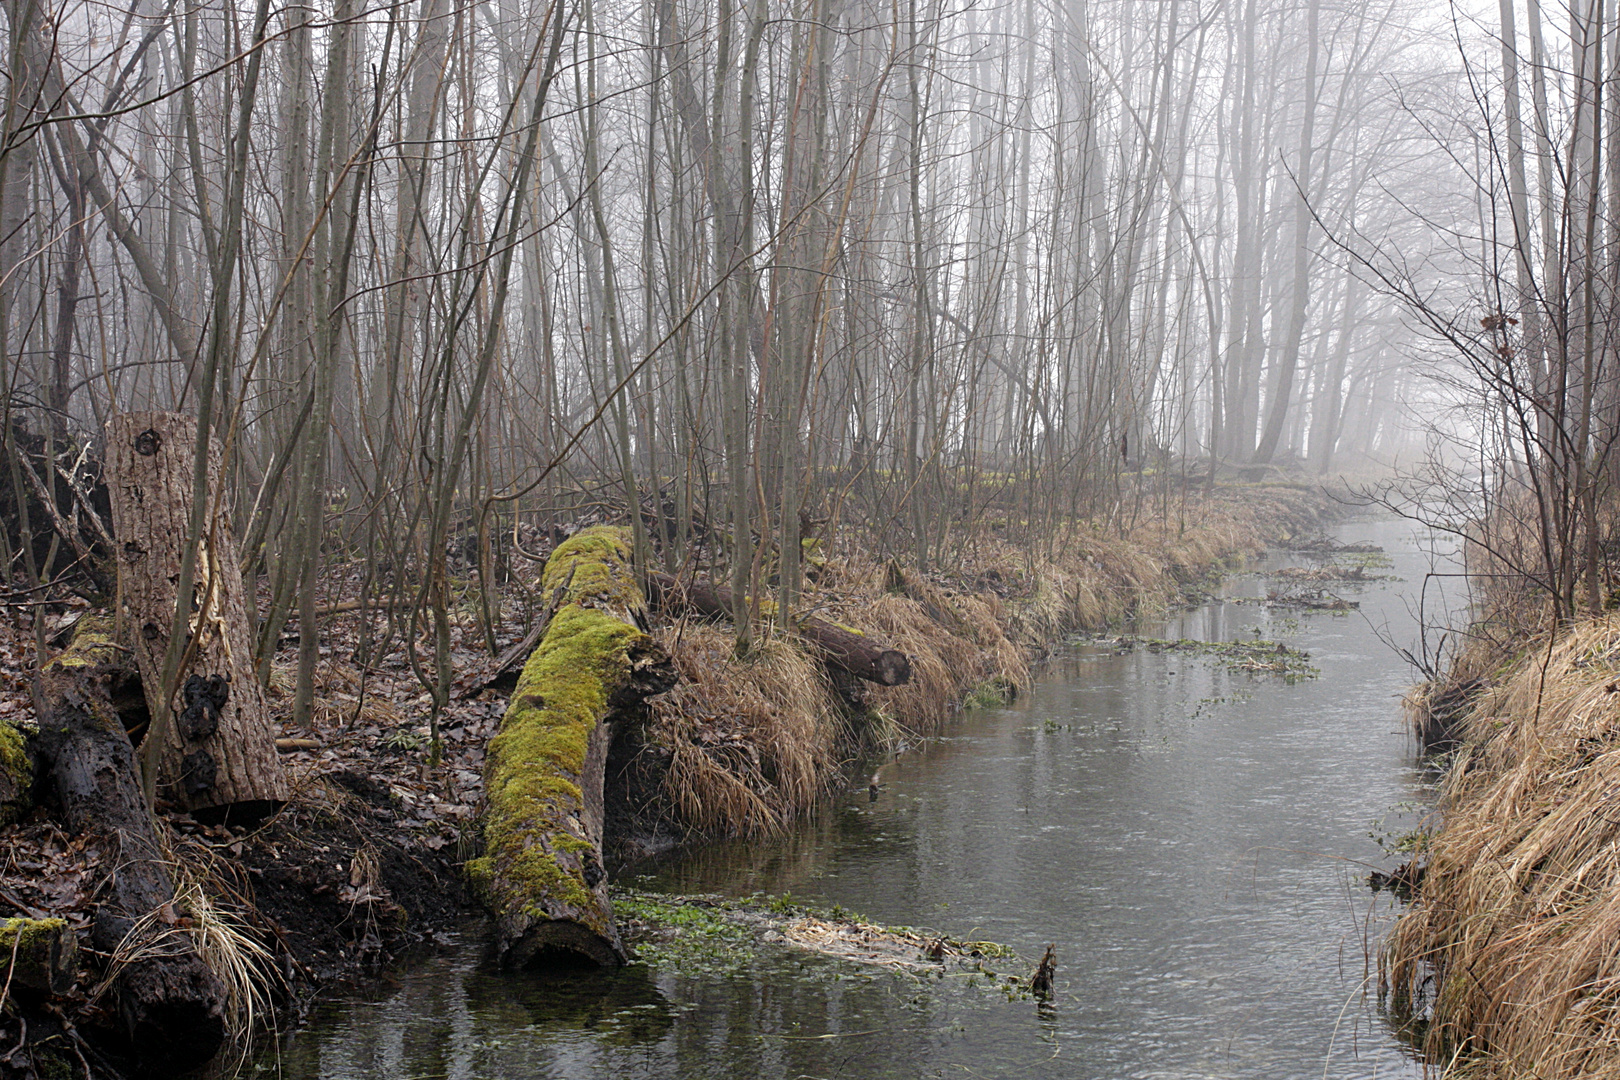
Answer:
612;889;1033;994
1369;801;1435;856
1117;636;1319;682
1270;554;1398;584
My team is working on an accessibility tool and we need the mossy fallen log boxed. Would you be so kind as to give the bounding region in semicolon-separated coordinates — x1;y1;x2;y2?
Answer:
0;917;78;995
469;527;676;967
644;570;912;686
0;714;30;826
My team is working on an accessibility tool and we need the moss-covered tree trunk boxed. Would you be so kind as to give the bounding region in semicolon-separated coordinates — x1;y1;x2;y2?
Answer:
0;715;29;825
105;412;288;818
469;526;676;967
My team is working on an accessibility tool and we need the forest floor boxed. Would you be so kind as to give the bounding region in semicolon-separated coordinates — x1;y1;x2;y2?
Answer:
0;480;1348;1078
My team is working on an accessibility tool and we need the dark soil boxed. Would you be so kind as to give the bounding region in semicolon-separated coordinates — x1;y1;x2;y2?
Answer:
208;769;474;986
0;765;477;1079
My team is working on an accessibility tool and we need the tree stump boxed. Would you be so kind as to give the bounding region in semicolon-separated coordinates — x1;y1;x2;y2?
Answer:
31;619;226;1070
468;526;676;967
104;412;287;819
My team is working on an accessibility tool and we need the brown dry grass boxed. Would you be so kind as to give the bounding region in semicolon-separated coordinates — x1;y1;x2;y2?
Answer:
640;484;1327;838
650;624;844;836
1385;616;1620;1077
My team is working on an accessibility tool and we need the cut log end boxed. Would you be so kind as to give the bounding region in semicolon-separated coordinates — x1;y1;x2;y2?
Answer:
501;917;628;969
872;649;911;686
116;956;228;1072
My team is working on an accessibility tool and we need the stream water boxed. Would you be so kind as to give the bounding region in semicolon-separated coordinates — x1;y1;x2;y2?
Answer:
259;518;1460;1079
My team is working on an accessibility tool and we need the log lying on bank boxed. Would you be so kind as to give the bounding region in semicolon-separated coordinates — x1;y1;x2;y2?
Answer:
0;917;78;995
0;714;30;826
469;527;676;968
105;412;288;820
31;619;226;1070
644;571;912;687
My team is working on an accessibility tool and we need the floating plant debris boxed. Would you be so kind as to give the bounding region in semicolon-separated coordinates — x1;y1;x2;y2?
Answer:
1114;636;1319;682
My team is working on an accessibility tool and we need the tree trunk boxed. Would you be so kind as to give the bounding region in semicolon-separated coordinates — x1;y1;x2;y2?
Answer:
31;619;226;1071
0;917;78;996
105;412;288;819
0;713;28;826
469;527;676;967
644;570;912;686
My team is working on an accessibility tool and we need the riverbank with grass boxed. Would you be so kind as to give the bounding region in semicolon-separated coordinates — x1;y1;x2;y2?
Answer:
612;483;1334;854
1385;616;1620;1078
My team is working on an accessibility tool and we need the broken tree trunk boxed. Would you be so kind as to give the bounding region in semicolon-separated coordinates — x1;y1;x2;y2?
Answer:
469;526;675;967
105;412;287;819
0;917;78;995
644;571;912;686
31;619;226;1070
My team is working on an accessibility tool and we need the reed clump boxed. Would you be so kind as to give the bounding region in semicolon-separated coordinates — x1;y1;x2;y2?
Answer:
1384;616;1620;1077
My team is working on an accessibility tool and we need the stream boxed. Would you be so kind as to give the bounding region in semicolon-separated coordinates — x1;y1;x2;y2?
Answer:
259;518;1460;1079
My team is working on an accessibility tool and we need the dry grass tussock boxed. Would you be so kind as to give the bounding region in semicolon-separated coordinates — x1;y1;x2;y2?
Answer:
94;837;282;1066
650;624;844;835
1385;616;1620;1077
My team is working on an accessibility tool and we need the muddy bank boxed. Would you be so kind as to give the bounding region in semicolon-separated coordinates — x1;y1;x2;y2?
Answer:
0;482;1334;1077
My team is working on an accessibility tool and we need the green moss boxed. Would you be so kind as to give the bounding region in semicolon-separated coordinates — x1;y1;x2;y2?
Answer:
962;678;1013;710
0;916;67;953
475;599;649;933
0;718;30;824
542;526;643;612
801;537;827;571
0;917;71;988
44;614;122;671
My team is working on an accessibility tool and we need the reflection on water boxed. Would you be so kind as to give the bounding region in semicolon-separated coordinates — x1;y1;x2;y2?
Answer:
262;519;1456;1079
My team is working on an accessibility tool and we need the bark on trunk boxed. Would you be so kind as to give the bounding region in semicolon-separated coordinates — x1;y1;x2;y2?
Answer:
0;917;78;995
105;412;288;819
469;527;675;968
31;621;226;1071
645;571;912;686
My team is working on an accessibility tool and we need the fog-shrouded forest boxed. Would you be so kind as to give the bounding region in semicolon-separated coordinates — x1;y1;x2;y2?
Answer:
3;0;1619;696
15;2;1620;1071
